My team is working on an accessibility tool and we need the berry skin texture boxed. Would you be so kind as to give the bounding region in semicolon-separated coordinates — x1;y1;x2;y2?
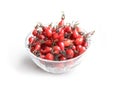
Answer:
35;44;40;51
58;20;64;27
74;36;84;45
59;56;66;61
82;41;88;48
59;35;64;41
72;29;79;39
45;40;52;46
38;34;45;40
76;45;82;51
76;45;86;55
28;37;34;44
66;49;74;58
79;46;86;54
52;33;59;40
53;46;61;54
44;47;52;53
65;26;71;32
32;29;38;36
45;53;54;60
58;42;65;50
45;29;52;37
30;47;35;53
64;39;73;47
71;45;76;50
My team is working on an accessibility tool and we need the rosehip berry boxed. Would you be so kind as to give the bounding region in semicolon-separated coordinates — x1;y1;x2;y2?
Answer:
59;35;64;41
53;46;61;54
30;47;35;53
44;47;52;53
59;56;66;61
74;36;84;45
79;46;86;54
45;29;52;37
28;37;34;44
58;42;64;50
42;26;47;31
76;45;86;55
58;13;65;27
65;26;71;32
45;40;52;46
52;33;59;40
38;34;45;40
59;29;64;36
40;49;45;54
58;20;64;27
82;41;88;48
32;29;38;36
72;29;79;38
56;63;64;68
64;39;73;47
35;44;40;51
66;49;74;58
71;45;76;50
45;53;54;60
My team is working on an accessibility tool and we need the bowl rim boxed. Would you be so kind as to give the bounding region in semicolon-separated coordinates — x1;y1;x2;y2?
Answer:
25;30;91;63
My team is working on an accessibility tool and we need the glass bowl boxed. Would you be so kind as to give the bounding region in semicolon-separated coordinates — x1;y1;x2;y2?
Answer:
25;31;91;74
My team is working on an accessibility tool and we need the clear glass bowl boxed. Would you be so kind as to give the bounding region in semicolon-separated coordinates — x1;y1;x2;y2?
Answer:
25;32;91;74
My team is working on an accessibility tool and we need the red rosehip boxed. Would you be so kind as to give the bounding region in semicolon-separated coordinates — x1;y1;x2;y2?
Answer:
30;47;35;53
52;33;59;40
35;44;40;51
58;42;64;50
38;34;45;40
82;41;88;48
53;46;61;54
59;56;66;61
64;26;71;32
28;37;34;44
64;39;73;47
74;36;84;45
45;29;52;37
79;46;86;54
45;53;54;60
66;49;74;58
71;45;76;50
59;29;64;36
72;29;79;38
45;40;52;46
58;20;64;27
76;45;86;55
32;29;38;36
44;47;52;53
59;35;64;41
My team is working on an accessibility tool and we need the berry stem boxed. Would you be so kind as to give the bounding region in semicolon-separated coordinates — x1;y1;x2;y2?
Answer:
85;30;95;38
61;12;65;20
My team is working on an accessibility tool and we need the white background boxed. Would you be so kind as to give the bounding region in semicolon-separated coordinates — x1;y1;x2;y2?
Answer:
0;0;120;86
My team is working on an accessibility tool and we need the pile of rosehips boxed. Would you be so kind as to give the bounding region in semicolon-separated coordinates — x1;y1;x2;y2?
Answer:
28;14;88;61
